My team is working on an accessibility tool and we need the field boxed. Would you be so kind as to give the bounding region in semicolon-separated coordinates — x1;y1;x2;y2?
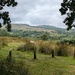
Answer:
0;37;75;75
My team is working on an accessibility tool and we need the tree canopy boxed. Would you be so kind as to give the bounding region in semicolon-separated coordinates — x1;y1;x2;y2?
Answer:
40;32;49;40
0;0;18;31
59;0;75;30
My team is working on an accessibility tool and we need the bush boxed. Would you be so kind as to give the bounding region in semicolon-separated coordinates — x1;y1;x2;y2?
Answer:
56;44;72;56
0;58;30;75
0;38;8;49
17;40;37;52
17;40;74;57
37;41;73;56
37;41;53;54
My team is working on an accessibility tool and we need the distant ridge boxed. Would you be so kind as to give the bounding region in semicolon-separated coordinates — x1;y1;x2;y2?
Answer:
1;24;75;39
2;24;65;32
36;25;64;30
11;23;31;26
12;24;63;29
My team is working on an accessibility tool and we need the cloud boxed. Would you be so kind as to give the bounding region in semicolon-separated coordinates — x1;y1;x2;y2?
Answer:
4;0;67;28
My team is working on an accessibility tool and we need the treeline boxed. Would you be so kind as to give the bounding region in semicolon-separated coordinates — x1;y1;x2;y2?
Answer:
0;29;75;41
0;29;50;40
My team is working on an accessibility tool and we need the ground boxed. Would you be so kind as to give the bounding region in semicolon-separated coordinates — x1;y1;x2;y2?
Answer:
0;42;75;75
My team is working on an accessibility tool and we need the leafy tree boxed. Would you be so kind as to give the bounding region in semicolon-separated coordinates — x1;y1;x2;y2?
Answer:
0;29;10;36
59;0;75;30
41;32;49;40
0;0;18;31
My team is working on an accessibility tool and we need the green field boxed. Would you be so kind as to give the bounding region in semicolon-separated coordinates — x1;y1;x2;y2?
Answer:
0;42;75;75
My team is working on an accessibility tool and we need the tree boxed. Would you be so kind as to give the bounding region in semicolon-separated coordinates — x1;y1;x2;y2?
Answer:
59;0;75;30
0;0;18;31
41;33;49;40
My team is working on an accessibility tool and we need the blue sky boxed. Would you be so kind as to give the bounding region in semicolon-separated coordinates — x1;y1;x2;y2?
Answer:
5;0;67;28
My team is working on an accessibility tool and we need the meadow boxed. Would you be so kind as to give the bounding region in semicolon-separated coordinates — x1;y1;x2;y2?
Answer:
0;37;75;75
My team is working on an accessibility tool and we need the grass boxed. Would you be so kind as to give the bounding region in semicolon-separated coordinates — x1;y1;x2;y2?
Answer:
28;56;75;75
0;43;75;75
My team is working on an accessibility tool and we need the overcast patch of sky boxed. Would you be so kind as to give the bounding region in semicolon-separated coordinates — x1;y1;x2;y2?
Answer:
5;0;67;28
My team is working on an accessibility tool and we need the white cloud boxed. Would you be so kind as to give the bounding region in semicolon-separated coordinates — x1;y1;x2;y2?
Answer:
4;0;67;28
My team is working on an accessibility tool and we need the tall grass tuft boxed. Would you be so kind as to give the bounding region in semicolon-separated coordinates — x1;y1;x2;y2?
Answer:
37;41;53;54
0;38;8;49
56;43;73;56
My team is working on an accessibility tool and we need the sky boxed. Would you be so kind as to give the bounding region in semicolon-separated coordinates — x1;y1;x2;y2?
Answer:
5;0;67;28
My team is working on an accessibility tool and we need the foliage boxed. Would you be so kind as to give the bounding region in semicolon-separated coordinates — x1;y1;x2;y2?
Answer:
9;28;75;41
17;39;75;56
11;30;49;39
1;26;75;42
40;32;50;40
60;39;75;45
0;29;10;36
56;42;73;56
0;38;8;49
0;58;30;75
17;39;37;52
37;41;54;54
59;0;75;30
0;0;18;31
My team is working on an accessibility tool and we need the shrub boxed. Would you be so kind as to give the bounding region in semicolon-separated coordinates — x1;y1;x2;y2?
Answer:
56;44;72;56
24;42;35;51
17;40;37;52
37;41;53;54
0;38;8;49
0;57;30;75
40;33;49;40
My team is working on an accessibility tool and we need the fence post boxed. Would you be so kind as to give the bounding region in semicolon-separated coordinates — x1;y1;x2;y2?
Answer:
52;50;54;58
74;50;75;58
9;51;12;59
34;50;37;59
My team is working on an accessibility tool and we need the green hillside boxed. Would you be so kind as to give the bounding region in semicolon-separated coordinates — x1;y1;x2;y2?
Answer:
11;24;75;40
11;24;54;32
1;24;75;41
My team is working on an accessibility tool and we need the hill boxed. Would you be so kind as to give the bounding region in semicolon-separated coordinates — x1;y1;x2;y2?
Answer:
36;25;64;30
6;24;65;31
1;24;66;32
1;24;75;41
